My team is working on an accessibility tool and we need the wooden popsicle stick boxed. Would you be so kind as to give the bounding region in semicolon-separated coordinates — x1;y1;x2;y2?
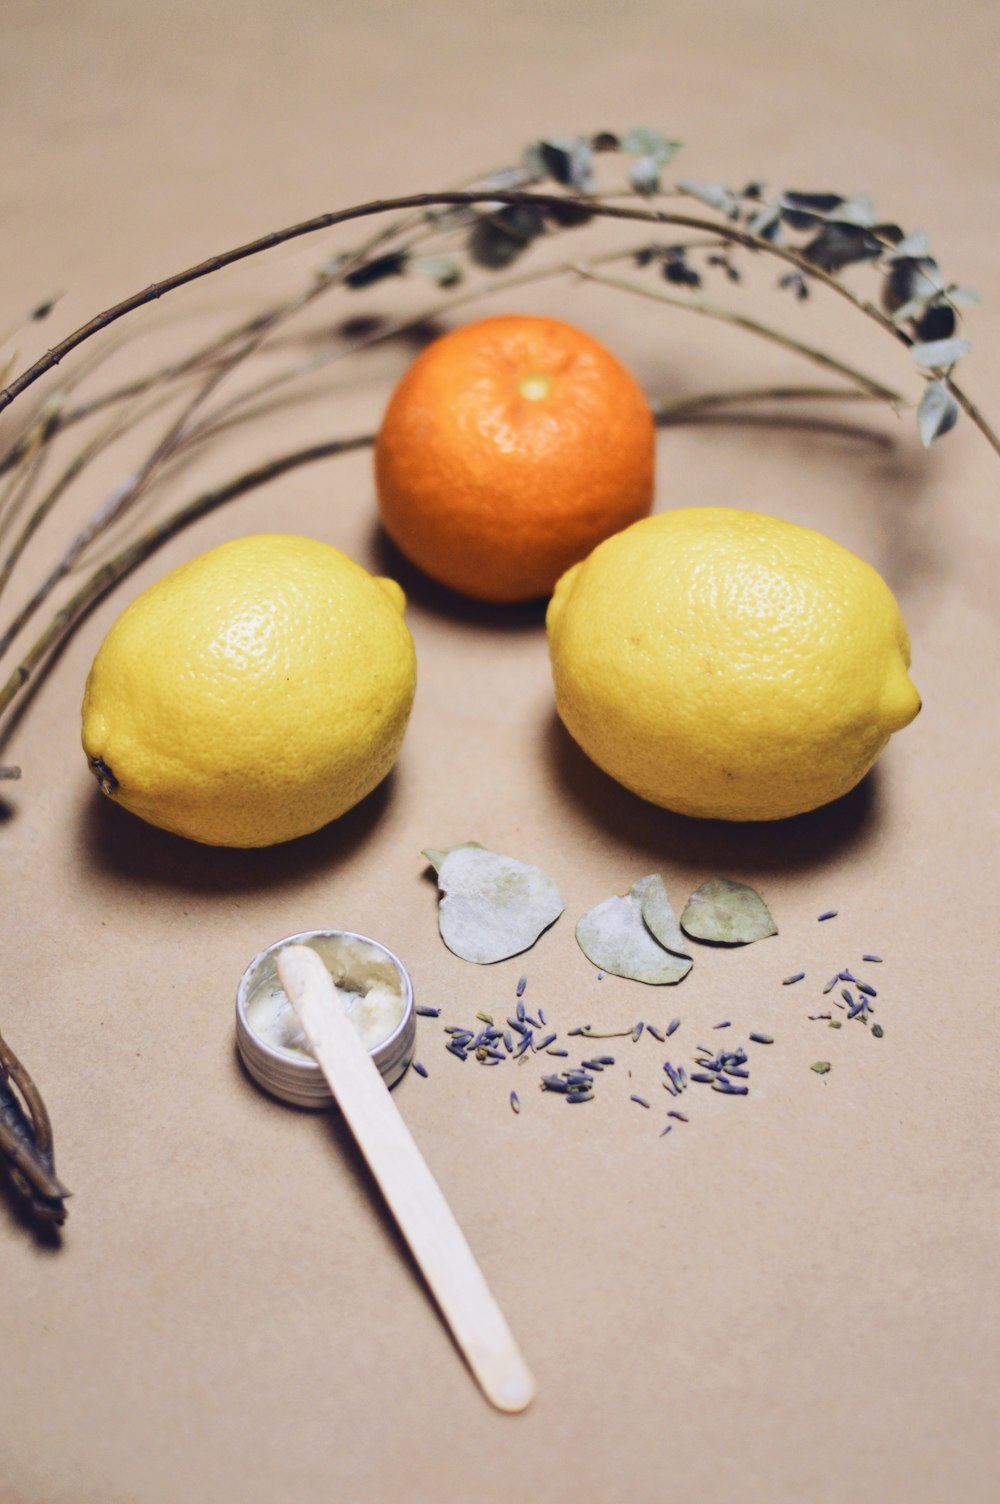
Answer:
276;944;536;1414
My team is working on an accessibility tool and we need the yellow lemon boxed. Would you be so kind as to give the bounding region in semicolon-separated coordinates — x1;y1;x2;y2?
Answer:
546;508;920;822
81;534;417;847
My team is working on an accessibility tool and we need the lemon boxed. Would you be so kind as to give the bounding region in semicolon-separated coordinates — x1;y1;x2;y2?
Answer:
546;508;920;822
81;535;417;847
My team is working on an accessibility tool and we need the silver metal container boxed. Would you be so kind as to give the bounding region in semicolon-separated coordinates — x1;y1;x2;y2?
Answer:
235;929;416;1108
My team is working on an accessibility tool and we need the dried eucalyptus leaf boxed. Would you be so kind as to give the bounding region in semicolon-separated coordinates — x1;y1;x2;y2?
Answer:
889;228;930;260
468;205;544;269
343;251;408;289
622;127;682;165
946;286;981;308
638;875;691;958
911;336;970;369
409;255;462;288
748;202;782;239
538;136;595;193
918;380;959;447
680;879;777;946
913;301;956;342
828;193;876;228
421;844;463;875
628;155;663;196
678;179;740;217
802;223;881;272
779;191;844;230
428;843;564;964
576;877;693;985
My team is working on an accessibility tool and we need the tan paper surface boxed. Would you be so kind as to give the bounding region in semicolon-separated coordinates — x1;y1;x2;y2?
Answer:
1;3;998;1500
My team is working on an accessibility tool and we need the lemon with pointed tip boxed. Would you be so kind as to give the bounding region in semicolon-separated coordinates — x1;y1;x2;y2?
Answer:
546;508;920;821
81;534;417;846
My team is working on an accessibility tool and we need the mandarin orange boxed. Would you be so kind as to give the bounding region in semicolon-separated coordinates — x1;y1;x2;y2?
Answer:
373;314;655;602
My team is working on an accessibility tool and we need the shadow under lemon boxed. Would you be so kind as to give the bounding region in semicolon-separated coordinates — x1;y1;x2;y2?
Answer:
78;765;398;897
542;708;880;874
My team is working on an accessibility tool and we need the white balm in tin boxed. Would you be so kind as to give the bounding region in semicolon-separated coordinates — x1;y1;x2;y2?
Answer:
235;930;415;1107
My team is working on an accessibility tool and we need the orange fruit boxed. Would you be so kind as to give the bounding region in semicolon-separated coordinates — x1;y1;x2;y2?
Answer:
374;314;655;602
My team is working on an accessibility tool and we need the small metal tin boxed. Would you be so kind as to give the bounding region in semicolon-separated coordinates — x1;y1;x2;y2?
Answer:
235;929;416;1108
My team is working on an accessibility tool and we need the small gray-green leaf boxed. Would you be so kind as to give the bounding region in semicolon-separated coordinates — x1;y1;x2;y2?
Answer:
408;255;462;288
576;877;693;985
918;380;959;447
828;193;876;228
680;878;777;946
678;179;740;217
638;875;691;958
429;844;563;964
627;155;663;196
945;286;981;308
911;336;970;369
888;228;929;260
748;202;782;239
622;128;682;165
810;1061;832;1075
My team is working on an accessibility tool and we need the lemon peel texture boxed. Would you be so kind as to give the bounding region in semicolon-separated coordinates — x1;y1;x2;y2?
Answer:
81;534;417;847
546;507;920;822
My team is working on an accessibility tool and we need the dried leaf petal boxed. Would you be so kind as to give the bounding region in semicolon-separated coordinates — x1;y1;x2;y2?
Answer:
827;193;876;228
918;380;960;447
678;179;740;217
627;156;663;197
911;336;970;369
622;128;682;165
538;136;595;193
946;286;981;308
426;843;564;964
888;228;930;260
408;255;462;288
779;191;844;230
680;878;778;946
638;875;691;958
802;223;882;271
576;876;693;985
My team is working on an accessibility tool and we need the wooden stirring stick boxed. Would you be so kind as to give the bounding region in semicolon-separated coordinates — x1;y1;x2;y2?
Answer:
276;944;536;1414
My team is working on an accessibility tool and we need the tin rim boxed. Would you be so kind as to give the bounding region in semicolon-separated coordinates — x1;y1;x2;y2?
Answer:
235;929;415;1106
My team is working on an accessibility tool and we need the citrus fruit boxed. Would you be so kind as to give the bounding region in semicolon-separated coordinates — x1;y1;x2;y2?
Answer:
546;508;921;821
374;314;655;603
81;535;416;847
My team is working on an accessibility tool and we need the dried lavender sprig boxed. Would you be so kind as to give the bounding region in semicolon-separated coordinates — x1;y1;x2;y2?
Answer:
516;976;527;997
857;982;877;998
412;1060;428;1078
510;1091;520;1114
667;1110;688;1122
646;1024;665;1042
818;911;838;921
863;954;884;964
782;972;806;985
712;1079;749;1095
666;1018;681;1037
630;1094;650;1109
416;1006;441;1018
749;1032;774;1045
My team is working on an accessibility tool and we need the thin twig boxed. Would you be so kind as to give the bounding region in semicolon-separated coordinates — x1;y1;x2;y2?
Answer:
572;265;906;406
0;191;907;411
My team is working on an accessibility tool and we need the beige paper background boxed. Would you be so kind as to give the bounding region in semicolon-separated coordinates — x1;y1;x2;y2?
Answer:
1;2;998;1501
